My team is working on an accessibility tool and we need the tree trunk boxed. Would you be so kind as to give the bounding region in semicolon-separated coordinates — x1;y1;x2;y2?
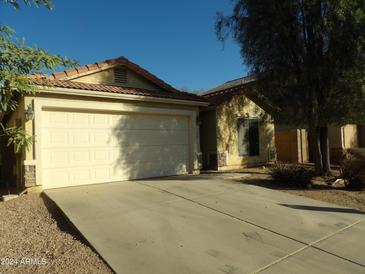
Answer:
320;126;332;175
310;127;323;174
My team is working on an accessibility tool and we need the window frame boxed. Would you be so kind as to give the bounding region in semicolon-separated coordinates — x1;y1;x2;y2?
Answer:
237;117;260;157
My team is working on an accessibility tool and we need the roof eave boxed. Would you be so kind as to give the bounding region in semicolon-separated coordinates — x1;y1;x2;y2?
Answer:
36;86;210;107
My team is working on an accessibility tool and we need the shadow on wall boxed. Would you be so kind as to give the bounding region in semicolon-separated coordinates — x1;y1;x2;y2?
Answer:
216;95;274;167
0;137;17;188
111;113;190;181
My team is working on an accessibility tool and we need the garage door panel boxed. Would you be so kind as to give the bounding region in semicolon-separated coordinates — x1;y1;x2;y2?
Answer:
71;112;90;124
41;110;190;189
43;145;188;169
45;111;69;125
112;115;188;131
43;112;188;130
43;159;188;187
114;145;188;162
42;130;69;147
94;166;111;181
44;150;69;165
43;169;71;186
43;129;187;149
73;168;92;183
112;131;188;146
112;159;187;179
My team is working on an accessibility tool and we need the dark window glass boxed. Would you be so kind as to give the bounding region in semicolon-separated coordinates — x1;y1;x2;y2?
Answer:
237;118;260;156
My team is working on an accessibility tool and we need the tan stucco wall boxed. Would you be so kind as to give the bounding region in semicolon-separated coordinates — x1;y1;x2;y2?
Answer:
342;124;358;148
327;125;358;163
75;67;161;91
328;125;358;149
215;94;275;169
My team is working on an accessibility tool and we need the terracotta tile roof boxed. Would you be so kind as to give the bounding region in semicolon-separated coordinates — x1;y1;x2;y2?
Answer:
31;78;207;102
29;56;207;103
31;56;179;93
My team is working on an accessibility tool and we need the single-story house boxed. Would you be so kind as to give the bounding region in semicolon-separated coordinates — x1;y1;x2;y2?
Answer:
1;57;208;189
276;124;365;164
199;76;276;170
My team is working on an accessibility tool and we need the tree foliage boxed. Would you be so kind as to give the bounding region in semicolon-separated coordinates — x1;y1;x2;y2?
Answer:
2;0;53;9
216;0;365;127
0;0;77;152
216;0;365;174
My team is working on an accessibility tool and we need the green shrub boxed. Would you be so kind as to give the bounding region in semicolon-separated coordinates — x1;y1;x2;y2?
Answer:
269;162;314;188
340;151;365;190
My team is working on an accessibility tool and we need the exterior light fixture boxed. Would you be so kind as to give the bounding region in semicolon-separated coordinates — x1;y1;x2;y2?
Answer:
25;104;34;121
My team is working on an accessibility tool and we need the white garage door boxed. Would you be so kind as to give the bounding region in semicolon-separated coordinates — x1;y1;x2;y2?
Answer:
41;109;189;189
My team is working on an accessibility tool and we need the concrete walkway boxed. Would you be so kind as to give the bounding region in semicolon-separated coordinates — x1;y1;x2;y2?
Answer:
45;175;365;274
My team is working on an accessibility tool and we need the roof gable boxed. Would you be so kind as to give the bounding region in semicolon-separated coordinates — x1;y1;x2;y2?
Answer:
42;56;178;93
201;75;274;113
73;67;161;91
29;56;208;104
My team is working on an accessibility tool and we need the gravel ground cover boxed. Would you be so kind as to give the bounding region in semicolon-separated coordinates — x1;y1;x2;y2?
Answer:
0;193;113;274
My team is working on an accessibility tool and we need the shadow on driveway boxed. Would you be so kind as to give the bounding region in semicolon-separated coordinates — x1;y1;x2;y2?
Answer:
279;204;365;215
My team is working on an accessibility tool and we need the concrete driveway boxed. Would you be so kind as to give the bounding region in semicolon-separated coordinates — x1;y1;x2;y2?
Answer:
45;175;365;274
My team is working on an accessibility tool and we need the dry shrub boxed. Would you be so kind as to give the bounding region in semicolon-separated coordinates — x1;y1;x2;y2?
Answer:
269;162;314;188
340;151;365;190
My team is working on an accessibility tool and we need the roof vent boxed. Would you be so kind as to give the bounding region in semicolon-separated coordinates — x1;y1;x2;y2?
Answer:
114;68;127;84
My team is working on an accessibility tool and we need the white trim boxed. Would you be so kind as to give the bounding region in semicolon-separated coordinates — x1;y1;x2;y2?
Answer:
37;86;209;107
34;99;42;186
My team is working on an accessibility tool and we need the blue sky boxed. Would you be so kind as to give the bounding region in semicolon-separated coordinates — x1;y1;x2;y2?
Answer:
0;0;248;91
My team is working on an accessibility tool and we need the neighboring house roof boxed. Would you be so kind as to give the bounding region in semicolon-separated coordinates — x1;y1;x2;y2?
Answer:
201;74;257;96
30;56;206;103
201;74;273;112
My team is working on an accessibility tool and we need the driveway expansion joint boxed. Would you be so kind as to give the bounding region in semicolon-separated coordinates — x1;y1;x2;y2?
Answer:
252;218;365;273
136;182;365;272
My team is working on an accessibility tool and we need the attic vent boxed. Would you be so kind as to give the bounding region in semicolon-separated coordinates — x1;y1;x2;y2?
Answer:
114;68;127;84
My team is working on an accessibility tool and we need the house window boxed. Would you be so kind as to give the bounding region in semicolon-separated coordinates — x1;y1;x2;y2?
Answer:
237;118;260;156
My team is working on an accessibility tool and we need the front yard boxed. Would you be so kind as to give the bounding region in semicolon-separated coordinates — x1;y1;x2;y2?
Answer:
1;168;364;273
235;167;365;212
0;193;112;274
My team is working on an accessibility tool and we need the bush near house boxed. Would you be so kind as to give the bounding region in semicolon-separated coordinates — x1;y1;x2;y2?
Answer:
340;151;365;190
269;162;314;188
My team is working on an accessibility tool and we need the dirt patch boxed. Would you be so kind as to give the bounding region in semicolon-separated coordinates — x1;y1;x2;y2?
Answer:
282;188;365;212
236;173;365;212
0;193;113;274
